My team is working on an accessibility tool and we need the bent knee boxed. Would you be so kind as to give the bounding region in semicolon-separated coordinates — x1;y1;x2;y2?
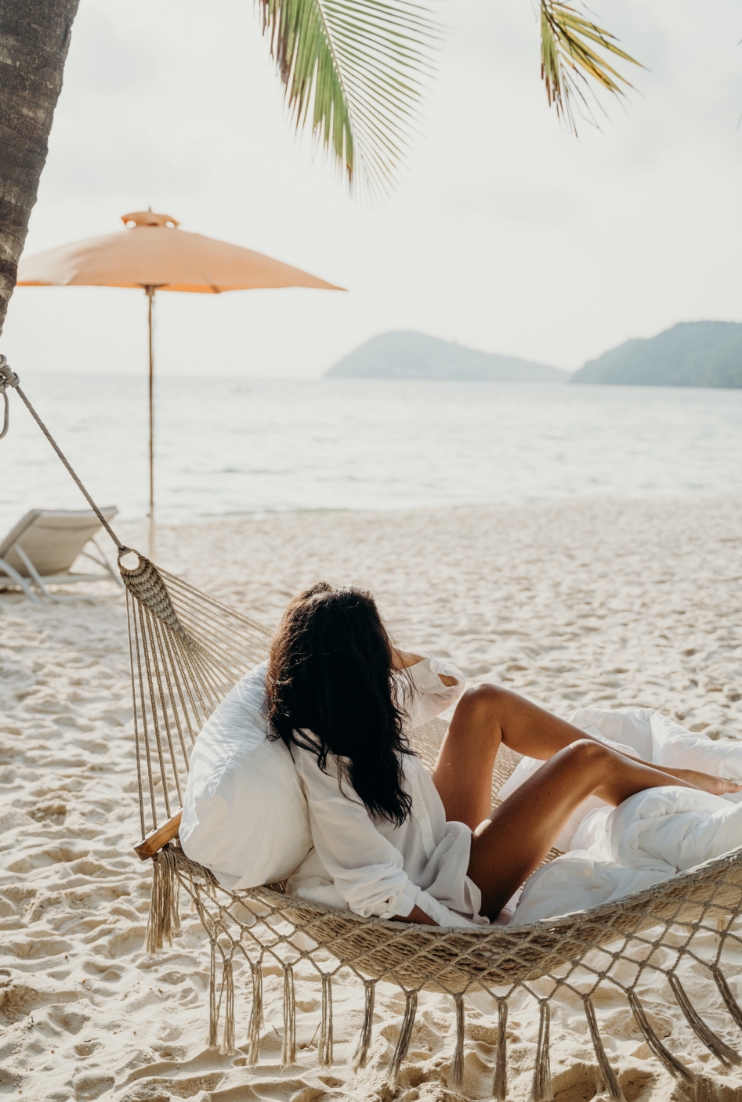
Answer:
562;738;612;768
454;682;509;722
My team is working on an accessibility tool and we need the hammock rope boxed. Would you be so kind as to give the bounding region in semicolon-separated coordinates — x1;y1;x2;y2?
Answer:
0;356;125;548
3;357;742;1097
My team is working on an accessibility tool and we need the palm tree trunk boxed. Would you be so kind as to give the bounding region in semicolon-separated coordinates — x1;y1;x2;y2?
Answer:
0;0;80;335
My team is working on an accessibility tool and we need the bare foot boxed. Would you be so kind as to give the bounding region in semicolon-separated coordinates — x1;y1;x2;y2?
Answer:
663;767;742;796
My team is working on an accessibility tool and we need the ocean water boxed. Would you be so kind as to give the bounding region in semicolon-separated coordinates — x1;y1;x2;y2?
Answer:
1;374;741;533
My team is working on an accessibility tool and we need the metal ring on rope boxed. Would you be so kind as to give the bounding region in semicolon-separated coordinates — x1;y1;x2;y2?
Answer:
0;390;9;440
118;547;144;577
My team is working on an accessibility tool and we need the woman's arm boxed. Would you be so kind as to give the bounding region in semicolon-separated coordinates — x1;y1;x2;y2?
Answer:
393;650;467;729
392;647;458;687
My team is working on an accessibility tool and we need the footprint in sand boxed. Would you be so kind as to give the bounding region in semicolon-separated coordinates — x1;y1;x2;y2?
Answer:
72;1072;116;1101
46;1005;90;1034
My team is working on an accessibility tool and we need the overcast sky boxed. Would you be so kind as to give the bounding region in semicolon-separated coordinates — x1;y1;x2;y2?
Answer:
3;0;742;378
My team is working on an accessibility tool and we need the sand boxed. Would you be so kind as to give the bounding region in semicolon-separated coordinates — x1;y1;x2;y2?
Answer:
2;496;742;1102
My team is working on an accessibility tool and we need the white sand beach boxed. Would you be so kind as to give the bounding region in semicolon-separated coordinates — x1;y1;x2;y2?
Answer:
2;497;742;1102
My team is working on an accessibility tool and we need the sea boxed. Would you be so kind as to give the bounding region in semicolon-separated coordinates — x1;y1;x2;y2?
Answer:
2;374;741;534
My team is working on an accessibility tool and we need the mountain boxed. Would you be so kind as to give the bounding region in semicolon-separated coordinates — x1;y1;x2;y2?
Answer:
326;331;567;382
572;321;742;389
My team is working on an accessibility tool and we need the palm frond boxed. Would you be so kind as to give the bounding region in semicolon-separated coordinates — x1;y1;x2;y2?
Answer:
539;1;642;133
257;0;440;195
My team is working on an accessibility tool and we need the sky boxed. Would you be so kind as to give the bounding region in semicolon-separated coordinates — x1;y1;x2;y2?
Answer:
2;0;742;378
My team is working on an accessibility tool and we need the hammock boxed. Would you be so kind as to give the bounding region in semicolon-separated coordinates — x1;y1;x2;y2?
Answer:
3;357;742;1099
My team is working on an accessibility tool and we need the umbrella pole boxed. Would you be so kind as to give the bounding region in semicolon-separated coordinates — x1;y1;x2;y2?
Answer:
146;286;156;558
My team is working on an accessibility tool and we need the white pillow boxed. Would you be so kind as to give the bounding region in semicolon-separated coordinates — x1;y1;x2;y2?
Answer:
180;662;312;889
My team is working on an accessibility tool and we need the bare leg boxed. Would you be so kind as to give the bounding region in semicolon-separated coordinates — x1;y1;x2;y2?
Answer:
431;684;739;830
432;684;593;829
468;739;699;920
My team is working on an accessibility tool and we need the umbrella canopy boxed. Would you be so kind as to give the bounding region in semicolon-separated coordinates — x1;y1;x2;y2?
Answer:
17;211;344;552
18;209;343;293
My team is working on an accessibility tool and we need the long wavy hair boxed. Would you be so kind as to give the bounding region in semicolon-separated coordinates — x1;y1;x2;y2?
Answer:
266;582;414;826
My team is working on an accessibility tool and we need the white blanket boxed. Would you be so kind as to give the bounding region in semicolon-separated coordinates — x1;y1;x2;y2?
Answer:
506;708;742;926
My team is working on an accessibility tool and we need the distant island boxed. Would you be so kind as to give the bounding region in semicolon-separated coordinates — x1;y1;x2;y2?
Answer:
326;331;567;382
572;321;742;389
327;322;742;389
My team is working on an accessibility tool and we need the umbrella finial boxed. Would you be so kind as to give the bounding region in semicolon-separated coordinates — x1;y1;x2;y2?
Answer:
122;211;180;229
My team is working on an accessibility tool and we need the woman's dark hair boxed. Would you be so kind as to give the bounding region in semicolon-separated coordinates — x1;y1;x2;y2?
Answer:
266;582;413;826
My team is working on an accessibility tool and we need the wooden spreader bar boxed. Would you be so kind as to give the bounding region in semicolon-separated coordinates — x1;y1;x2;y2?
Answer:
134;808;182;860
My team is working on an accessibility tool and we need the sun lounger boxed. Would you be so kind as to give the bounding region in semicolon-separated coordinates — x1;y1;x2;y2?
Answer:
0;507;124;602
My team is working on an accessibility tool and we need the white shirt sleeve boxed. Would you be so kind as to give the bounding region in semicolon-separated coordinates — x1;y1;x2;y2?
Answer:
291;746;474;926
292;745;422;919
395;652;467;730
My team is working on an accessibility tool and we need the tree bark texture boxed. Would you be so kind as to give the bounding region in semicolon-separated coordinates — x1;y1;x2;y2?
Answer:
0;0;80;335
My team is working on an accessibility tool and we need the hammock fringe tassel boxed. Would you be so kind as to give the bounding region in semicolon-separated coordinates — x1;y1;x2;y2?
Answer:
208;940;219;1050
353;980;376;1069
583;995;624;1101
448;994;465;1091
627;990;694;1082
388;990;417;1088
220;955;236;1056
146;845;181;955
282;963;297;1069
493;999;508;1102
713;965;742;1033
248;959;263;1066
207;941;236;1055
319;973;334;1067
531;1001;552;1102
669;974;740;1067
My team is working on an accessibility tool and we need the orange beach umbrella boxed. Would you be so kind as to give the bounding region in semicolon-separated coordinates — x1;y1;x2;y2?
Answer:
18;210;344;549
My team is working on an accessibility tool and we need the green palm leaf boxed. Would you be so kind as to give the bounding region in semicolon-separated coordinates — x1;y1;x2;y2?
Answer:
257;0;440;195
539;1;642;132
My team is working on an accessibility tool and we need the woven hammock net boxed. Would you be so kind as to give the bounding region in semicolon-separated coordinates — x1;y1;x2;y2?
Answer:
121;550;742;1100
3;361;742;1100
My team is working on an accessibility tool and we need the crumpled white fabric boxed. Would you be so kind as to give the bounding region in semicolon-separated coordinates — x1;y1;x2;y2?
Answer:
510;708;742;926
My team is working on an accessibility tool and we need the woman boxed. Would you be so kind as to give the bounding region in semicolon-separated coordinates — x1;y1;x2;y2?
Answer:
268;582;741;927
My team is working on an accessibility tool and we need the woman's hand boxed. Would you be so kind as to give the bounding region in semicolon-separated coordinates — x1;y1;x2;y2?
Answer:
392;904;438;926
391;648;458;687
391;648;424;670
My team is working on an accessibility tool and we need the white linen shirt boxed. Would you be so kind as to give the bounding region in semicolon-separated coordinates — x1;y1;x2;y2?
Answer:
286;654;489;928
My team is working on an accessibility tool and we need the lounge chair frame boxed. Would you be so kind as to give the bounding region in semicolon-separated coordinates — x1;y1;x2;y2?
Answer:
0;508;124;602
